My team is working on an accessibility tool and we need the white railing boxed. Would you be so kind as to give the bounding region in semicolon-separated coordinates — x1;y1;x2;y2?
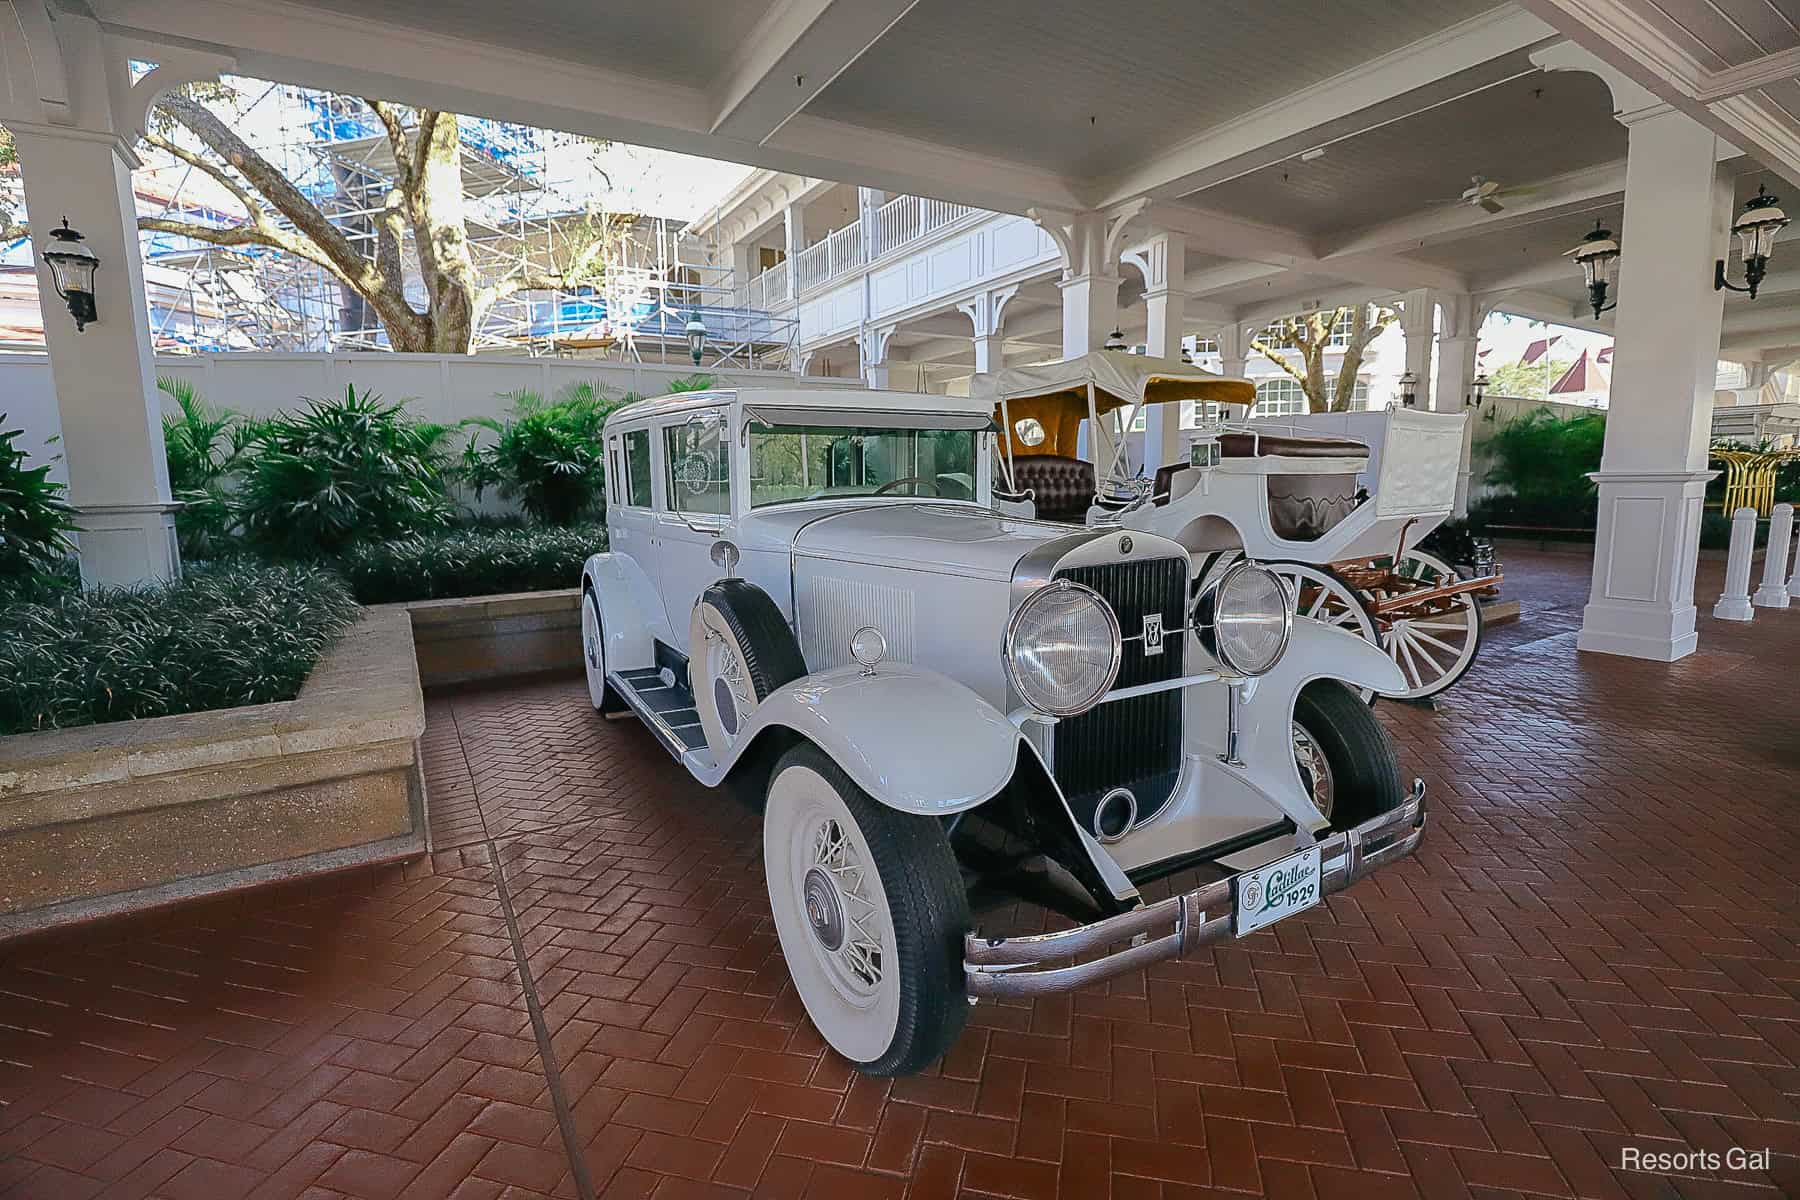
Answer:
794;222;866;294
871;195;976;259
741;265;790;311
741;195;986;305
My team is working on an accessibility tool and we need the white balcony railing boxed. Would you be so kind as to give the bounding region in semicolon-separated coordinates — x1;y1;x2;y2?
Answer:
741;195;985;308
871;194;976;259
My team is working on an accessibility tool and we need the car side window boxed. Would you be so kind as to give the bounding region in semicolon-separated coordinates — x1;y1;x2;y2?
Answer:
622;430;653;508
664;412;731;518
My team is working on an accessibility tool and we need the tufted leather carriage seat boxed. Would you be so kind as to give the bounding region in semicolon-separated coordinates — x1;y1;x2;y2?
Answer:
1152;432;1369;541
1008;454;1096;522
1217;432;1369;459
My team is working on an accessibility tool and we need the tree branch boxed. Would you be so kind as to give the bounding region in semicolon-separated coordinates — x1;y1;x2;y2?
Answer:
136;217;355;288
141;130;267;220
367;100;413;190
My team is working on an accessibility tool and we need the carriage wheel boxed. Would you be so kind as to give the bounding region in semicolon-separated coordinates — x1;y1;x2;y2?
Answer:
1267;561;1382;704
1370;549;1483;701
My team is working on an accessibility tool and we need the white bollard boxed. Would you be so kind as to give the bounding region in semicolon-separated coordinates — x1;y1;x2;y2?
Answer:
1714;506;1757;621
1789;515;1800;601
1754;502;1794;608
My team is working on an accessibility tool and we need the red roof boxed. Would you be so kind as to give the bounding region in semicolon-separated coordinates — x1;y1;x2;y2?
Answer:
1596;344;1613;364
1521;335;1562;365
1549;349;1609;395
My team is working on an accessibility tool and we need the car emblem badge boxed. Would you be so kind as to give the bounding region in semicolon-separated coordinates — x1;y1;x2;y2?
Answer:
1118;535;1133;555
1142;613;1164;656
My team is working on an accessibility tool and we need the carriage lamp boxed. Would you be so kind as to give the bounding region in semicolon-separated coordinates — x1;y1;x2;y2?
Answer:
1103;327;1127;351
1469;372;1490;409
40;218;99;332
685;313;707;365
1398;371;1418;408
1566;221;1620;319
1715;184;1787;300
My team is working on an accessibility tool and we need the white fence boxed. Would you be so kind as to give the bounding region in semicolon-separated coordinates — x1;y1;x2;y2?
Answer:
2;352;850;482
871;195;977;259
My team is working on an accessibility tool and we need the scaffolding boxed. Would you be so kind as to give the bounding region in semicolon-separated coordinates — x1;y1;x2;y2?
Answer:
139;82;796;363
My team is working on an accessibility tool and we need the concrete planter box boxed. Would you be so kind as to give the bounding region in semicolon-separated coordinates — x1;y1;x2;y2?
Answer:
0;608;426;939
402;587;582;687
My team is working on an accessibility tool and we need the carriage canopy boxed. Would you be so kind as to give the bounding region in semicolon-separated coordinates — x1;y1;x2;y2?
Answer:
971;352;1256;457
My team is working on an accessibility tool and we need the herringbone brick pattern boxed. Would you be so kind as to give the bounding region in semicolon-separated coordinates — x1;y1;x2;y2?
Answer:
1;549;1796;1199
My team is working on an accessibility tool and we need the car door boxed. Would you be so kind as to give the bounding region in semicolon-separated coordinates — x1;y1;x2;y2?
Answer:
653;407;735;641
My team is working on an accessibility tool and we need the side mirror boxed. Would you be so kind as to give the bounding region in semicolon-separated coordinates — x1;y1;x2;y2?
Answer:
710;539;740;576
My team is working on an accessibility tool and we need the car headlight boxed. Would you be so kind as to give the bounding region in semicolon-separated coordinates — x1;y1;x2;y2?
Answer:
1195;562;1292;676
1003;580;1122;717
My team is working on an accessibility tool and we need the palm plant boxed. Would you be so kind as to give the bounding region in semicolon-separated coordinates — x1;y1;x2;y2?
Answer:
462;380;624;526
158;377;255;558
238;383;459;557
1479;408;1607;518
0;415;78;595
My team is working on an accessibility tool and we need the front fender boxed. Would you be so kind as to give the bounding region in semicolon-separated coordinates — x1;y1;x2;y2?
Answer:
1223;617;1406;833
691;663;1022;815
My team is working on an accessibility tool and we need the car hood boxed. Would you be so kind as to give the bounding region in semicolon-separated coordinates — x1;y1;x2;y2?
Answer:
785;503;1089;581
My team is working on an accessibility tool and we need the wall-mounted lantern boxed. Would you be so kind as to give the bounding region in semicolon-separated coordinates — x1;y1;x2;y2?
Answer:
1398;370;1418;408
1103;327;1127;351
1566;221;1620;320
1469;372;1490;409
40;218;99;332
1715;184;1787;300
685;313;707;365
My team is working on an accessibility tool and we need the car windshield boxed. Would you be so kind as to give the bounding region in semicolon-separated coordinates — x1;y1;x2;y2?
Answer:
749;423;979;507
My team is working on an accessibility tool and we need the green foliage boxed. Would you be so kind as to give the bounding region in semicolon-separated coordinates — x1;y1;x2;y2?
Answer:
666;373;717;394
159;377;255;558
0;561;358;735
238;384;459;557
0;415;78;590
337;524;605;604
462;381;622;527
1487;358;1572;403
1477;407;1606;517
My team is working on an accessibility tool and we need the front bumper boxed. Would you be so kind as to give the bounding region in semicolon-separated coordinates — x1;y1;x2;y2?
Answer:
964;780;1426;998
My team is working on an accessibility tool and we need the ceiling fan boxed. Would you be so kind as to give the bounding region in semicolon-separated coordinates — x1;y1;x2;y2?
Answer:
1436;174;1538;214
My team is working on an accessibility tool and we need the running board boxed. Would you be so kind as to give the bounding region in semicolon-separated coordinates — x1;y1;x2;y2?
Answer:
608;667;708;759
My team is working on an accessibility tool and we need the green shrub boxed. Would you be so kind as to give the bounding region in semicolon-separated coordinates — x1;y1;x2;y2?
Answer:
462;381;621;527
1478;408;1606;515
239;384;459;557
0;415;78;592
0;561;359;735
159;377;254;558
337;524;605;604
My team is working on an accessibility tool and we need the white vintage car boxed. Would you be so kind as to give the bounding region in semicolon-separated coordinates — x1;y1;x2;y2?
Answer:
580;384;1425;1076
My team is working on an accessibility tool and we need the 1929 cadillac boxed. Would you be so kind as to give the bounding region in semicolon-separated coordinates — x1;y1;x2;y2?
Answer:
979;353;1502;701
580;383;1425;1076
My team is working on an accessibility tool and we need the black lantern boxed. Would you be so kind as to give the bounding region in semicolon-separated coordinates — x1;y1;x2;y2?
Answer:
1715;184;1788;300
41;218;99;332
1469;371;1490;409
1566;221;1619;319
1103;327;1127;351
684;313;706;365
1398;370;1418;408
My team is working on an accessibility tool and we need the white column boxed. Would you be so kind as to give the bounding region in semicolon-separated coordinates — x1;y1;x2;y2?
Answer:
783;203;807;297
1754;503;1794;608
1577;107;1732;660
729;241;755;303
1140;234;1186;470
1215;323;1250;381
862;324;896;390
958;286;1017;378
1397;289;1435;408
15;127;179;587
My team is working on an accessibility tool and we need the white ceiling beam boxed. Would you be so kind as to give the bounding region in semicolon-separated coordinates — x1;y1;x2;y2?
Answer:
1472;259;1583;294
1721;326;1800;353
1321;159;1626;260
709;0;919;143
1517;0;1800;181
1092;7;1555;207
1232;286;1397;330
1185;262;1290;296
1722;303;1800;336
89;0;1085;216
1694;46;1800;104
1484;287;1613;331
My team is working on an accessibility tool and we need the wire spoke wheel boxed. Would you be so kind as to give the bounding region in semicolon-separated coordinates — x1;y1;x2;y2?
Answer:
1267;561;1381;703
1373;549;1482;700
1290;720;1335;821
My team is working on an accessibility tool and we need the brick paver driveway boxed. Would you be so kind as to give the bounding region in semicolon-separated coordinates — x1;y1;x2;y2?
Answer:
1;549;1796;1199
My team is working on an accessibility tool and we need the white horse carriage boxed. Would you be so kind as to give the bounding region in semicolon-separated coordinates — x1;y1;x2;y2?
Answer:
978;352;1500;700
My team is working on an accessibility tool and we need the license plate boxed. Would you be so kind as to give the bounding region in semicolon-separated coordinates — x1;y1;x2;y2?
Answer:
1233;845;1322;936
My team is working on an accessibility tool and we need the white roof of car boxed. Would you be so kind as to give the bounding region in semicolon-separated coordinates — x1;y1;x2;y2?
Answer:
605;385;992;428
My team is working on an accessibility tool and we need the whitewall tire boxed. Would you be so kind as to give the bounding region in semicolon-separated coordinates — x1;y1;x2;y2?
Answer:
581;588;612;712
763;744;969;1076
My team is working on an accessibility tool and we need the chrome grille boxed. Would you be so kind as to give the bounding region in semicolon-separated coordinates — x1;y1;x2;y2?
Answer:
1051;557;1187;834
